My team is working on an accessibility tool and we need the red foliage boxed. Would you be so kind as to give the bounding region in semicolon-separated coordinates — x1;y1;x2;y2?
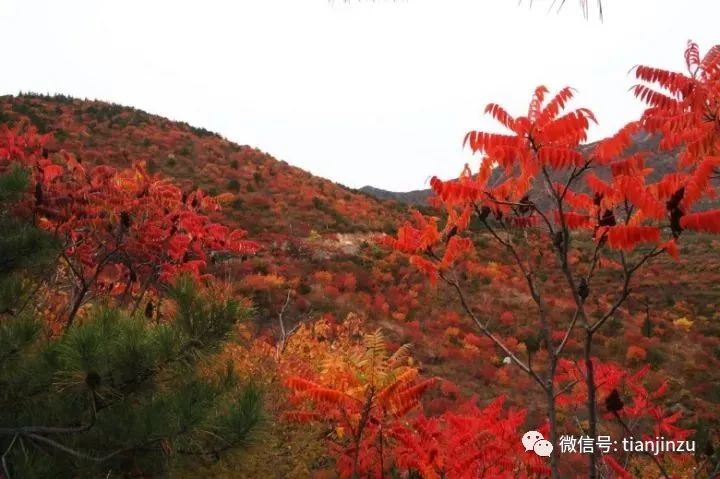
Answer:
380;41;720;478
390;397;548;479
555;359;693;442
0;125;257;326
680;209;720;233
605;225;661;251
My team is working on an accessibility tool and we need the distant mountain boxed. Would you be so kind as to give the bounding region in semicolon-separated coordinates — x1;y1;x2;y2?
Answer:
358;185;432;206
360;131;680;206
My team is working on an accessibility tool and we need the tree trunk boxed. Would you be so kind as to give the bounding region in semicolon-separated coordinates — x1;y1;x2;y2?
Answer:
64;284;88;333
585;330;598;479
547;361;560;479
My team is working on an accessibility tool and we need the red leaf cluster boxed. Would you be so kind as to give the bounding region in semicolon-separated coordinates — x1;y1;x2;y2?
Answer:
0;125;258;314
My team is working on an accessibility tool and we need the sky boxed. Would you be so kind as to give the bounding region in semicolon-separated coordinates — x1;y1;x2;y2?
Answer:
1;1;718;191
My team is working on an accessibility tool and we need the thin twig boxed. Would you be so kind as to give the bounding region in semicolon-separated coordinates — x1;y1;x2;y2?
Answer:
590;247;664;334
612;411;672;479
435;267;547;391
2;434;18;479
0;393;97;436
275;290;302;359
25;433;131;463
554;380;579;399
555;307;580;356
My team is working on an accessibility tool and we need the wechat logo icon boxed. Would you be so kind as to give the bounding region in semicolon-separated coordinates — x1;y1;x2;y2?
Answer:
522;430;554;457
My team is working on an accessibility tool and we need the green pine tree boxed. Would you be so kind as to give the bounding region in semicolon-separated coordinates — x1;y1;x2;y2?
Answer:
0;165;263;478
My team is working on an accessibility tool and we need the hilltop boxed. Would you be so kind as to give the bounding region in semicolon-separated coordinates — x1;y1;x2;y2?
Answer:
0;94;407;241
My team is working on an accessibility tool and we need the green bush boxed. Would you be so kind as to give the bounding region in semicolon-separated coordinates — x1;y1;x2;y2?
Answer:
227;178;241;192
312;197;325;210
297;282;312;295
54;128;69;142
231;198;244;210
646;346;666;368
146;158;158;174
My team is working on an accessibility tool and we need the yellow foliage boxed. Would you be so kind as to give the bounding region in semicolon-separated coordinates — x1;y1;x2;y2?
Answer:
213;192;236;205
673;317;694;331
242;273;286;291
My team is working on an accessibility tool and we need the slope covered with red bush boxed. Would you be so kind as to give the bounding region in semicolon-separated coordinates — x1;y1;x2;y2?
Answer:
2;80;720;477
0;94;406;241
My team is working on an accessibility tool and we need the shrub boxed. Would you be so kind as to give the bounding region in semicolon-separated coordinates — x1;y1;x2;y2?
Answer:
227;178;241;192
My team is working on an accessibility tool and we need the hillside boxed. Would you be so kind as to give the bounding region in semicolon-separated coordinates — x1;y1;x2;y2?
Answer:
4;92;720;385
2;93;720;477
0;94;406;241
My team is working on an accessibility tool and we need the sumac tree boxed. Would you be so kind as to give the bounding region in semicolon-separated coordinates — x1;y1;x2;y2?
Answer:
0;125;258;331
384;41;720;478
282;329;437;478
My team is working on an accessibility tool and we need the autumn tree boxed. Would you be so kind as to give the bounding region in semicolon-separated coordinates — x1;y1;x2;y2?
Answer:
279;319;546;478
282;328;437;478
0;162;263;477
384;41;720;478
0;125;258;332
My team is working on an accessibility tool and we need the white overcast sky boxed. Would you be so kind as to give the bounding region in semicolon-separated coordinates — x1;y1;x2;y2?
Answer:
1;1;718;191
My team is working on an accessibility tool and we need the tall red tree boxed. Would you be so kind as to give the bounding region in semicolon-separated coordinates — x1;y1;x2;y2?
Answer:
384;41;720;478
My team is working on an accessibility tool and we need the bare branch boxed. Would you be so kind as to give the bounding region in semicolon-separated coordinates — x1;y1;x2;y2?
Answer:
554;307;580;356
275;290;303;358
278;290;291;339
590;247;664;334
435;267;547;391
483;195;555;235
554;379;579;399
60;251;86;288
612;411;671;479
2;434;18;479
554;232;605;358
25;433;133;463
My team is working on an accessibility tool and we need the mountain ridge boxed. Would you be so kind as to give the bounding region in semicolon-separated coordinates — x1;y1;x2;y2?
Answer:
0;93;407;239
360;131;678;206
